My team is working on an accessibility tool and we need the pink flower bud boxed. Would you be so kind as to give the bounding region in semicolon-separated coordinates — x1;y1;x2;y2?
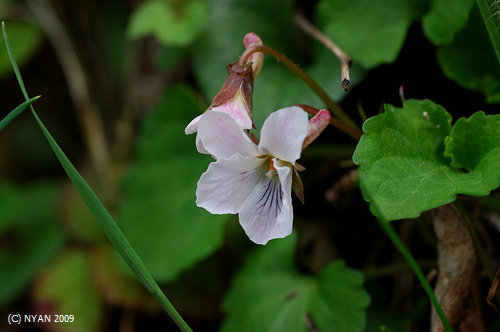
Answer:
184;62;255;154
302;109;331;150
185;33;264;154
209;63;254;129
243;32;264;79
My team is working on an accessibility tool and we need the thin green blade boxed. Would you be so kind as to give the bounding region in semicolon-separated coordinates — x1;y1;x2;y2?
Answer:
0;96;40;130
476;0;500;62
2;22;191;332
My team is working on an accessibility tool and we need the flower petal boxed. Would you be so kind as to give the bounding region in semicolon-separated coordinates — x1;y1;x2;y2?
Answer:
196;154;266;214
195;134;209;154
258;106;308;164
198;111;259;159
185;114;202;135
302;109;331;150
211;93;253;130
238;161;294;245
273;159;294;225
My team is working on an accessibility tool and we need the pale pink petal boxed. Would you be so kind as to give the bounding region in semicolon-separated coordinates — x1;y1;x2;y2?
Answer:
196;155;267;214
302;109;331;150
185;114;203;135
258;106;308;164
210;93;252;130
238;163;293;245
195;134;209;154
198;111;259;159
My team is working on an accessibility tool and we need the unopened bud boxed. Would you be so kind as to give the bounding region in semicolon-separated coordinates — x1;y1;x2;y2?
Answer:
243;32;264;79
302;109;331;150
209;63;254;129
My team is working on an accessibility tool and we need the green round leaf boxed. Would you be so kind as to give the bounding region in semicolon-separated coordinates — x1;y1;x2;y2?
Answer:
221;234;370;332
422;0;475;45
444;111;500;183
353;99;500;221
128;0;208;46
119;84;228;282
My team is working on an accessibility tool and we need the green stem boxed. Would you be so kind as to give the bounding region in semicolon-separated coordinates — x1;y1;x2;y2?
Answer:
240;45;359;130
378;219;452;332
363;258;436;279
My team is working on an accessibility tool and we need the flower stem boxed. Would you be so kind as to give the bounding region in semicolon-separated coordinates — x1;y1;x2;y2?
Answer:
240;45;359;130
294;14;352;91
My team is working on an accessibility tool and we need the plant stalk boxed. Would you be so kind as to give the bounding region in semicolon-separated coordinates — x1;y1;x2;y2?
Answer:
296;103;362;141
240;45;359;130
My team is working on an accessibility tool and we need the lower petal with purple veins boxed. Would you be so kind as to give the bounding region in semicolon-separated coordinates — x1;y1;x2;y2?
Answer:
238;167;293;245
274;159;294;225
196;154;267;214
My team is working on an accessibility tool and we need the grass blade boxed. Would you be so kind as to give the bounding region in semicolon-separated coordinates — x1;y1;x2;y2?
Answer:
377;219;452;332
30;111;192;332
363;191;451;331
2;22;192;332
0;96;40;130
476;0;500;63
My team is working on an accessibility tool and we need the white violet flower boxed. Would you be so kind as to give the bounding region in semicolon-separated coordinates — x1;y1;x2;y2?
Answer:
195;106;308;245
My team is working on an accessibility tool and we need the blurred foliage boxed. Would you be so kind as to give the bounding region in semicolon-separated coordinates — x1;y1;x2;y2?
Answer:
317;0;426;69
119;84;228;282
89;244;160;312
58;170;105;243
33;250;103;332
0;0;499;330
222;234;370;332
422;0;475;45
0;180;63;305
437;7;500;103
128;0;208;46
0;21;42;77
191;0;365;130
